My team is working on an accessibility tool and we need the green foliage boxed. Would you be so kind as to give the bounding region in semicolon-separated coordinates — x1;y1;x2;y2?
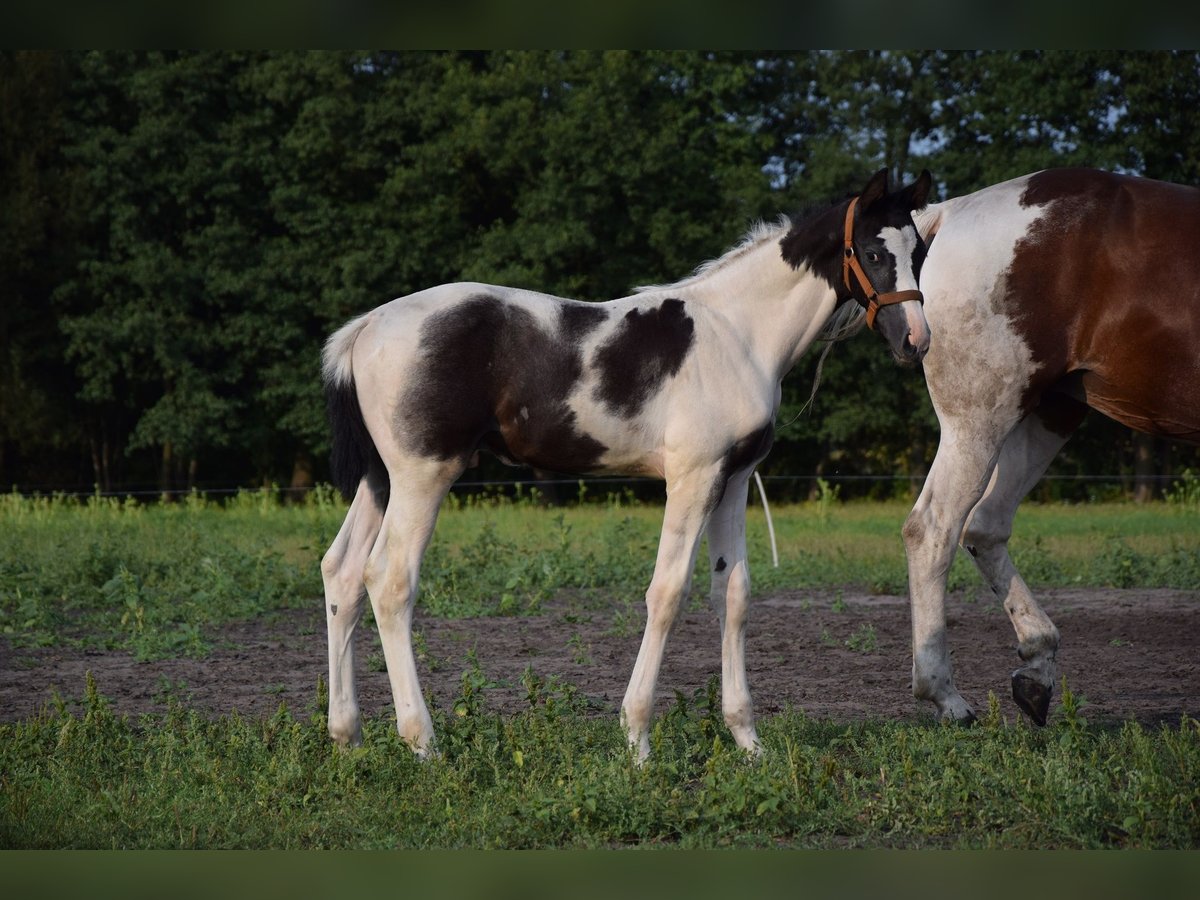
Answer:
2;675;1197;849
844;623;877;653
0;491;308;658
5;50;1200;492
1166;470;1200;513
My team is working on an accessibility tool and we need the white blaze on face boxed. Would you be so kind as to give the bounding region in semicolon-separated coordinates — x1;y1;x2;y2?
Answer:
879;224;930;350
880;224;920;292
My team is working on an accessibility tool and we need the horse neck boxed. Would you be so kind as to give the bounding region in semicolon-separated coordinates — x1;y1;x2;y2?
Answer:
675;237;839;381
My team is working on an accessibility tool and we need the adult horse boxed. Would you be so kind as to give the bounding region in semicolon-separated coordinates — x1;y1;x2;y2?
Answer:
321;168;932;760
909;168;1200;726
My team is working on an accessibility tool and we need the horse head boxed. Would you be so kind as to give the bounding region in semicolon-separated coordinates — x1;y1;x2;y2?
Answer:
844;168;933;365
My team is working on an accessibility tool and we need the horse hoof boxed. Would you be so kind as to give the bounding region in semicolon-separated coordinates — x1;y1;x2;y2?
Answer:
1011;671;1051;726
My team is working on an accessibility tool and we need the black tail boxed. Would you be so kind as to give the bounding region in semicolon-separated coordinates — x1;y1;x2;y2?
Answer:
325;376;389;509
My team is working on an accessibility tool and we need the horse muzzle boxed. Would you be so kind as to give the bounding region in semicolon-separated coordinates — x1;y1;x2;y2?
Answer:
874;296;930;365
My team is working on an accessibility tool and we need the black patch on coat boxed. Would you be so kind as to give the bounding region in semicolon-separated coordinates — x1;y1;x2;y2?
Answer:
778;201;848;293
400;295;608;473
326;375;390;509
714;557;727;573
707;423;775;511
592;298;695;418
559;302;608;344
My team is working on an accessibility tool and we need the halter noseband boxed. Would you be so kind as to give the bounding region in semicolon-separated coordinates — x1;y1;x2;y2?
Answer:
842;196;924;331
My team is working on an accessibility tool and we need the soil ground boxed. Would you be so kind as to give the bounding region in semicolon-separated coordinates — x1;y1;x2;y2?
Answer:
3;588;1198;729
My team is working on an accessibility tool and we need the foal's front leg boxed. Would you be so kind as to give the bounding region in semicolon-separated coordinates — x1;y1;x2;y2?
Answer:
621;464;721;761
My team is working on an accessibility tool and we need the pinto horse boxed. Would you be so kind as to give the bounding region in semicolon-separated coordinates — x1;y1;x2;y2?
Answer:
908;168;1200;726
321;168;933;759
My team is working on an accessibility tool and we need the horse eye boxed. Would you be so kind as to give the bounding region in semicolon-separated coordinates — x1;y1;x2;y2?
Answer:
866;251;881;263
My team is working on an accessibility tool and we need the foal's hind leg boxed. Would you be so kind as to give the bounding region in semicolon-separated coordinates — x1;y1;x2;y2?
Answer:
622;462;722;761
363;459;464;757
705;470;760;754
960;395;1086;725
321;479;385;746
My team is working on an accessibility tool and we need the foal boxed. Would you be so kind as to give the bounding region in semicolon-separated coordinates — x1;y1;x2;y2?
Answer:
321;168;932;759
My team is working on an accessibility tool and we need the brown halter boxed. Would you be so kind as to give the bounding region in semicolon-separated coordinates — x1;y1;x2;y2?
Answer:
843;196;924;331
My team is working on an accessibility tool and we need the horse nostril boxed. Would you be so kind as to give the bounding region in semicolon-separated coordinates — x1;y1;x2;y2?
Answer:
902;333;929;362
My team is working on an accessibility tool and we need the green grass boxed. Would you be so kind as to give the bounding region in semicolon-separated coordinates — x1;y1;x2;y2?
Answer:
2;672;1197;849
2;486;1199;659
2;487;1198;849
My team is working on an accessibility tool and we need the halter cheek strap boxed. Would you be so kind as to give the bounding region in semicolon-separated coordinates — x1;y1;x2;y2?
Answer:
842;196;924;331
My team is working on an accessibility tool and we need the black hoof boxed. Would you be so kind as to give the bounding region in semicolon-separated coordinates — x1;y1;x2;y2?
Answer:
1011;672;1051;726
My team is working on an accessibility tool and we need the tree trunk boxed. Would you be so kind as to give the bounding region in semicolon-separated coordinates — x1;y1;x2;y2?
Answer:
101;431;111;493
160;440;173;501
289;450;314;498
90;435;102;490
1132;431;1156;503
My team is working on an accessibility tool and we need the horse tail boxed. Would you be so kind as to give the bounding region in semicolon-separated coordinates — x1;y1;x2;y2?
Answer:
322;314;389;507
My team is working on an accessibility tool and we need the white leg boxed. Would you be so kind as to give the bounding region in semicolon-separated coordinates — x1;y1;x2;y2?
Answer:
960;396;1085;724
362;459;462;757
621;464;720;761
904;425;1011;723
321;479;385;746
705;470;759;754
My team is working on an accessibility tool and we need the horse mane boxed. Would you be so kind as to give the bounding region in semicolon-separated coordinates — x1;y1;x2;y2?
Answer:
633;217;793;294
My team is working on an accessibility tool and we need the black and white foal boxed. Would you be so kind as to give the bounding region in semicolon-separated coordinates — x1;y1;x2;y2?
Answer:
321;168;932;760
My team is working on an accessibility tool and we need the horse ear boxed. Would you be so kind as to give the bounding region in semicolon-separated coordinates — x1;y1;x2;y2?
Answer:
859;168;890;209
899;169;933;211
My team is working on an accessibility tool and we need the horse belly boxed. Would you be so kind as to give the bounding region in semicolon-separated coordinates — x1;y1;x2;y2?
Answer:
1081;370;1200;444
489;402;606;475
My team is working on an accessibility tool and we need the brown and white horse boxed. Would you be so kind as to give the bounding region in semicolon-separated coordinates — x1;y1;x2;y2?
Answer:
321;168;932;760
909;168;1200;725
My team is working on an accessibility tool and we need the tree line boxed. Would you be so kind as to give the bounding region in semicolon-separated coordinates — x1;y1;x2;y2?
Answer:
3;50;1198;499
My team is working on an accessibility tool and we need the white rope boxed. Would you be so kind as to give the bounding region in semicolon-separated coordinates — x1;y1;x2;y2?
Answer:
753;469;779;568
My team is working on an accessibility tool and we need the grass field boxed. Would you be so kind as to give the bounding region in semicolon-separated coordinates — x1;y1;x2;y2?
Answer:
3;671;1198;848
2;484;1199;660
2;486;1199;848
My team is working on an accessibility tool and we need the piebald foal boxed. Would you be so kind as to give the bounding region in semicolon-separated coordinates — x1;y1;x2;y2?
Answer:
321;168;932;759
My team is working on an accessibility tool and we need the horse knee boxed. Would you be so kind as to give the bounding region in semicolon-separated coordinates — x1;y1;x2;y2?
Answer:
644;577;688;631
323;554;367;622
902;508;927;551
321;543;349;583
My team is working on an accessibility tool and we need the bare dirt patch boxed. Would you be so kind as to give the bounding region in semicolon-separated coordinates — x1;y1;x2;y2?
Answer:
2;588;1198;729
